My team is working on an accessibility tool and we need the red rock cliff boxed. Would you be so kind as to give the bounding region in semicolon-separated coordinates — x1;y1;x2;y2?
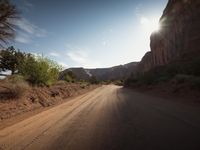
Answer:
138;0;200;72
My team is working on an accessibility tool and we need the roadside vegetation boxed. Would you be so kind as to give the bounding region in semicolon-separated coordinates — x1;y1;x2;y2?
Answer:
0;46;62;86
124;57;200;91
63;71;77;83
0;75;29;99
0;46;101;101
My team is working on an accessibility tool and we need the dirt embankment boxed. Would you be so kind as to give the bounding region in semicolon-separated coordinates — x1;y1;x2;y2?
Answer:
0;81;99;122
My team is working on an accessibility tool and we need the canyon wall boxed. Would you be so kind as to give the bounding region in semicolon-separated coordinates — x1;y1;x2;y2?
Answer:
138;0;200;73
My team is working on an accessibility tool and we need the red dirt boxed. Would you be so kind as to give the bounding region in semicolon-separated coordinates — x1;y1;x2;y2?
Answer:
0;81;100;125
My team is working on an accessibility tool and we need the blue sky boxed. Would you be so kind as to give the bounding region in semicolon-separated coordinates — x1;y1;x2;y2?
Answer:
11;0;168;68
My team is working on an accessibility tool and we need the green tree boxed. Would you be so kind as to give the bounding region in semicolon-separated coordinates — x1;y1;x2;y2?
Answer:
19;55;62;86
0;0;19;46
64;71;76;82
0;46;25;74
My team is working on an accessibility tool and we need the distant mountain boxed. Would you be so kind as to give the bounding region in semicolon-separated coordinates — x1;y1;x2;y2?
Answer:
60;62;138;81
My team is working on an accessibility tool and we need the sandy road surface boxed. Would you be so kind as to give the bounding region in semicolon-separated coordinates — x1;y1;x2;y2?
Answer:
0;85;200;150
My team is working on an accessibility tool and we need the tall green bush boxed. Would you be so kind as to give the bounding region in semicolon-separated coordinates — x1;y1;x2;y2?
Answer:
19;55;62;86
63;71;76;82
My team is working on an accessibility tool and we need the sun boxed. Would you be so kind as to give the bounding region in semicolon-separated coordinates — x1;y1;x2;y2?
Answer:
140;17;160;34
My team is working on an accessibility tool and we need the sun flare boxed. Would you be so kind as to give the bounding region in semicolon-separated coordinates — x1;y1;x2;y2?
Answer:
140;17;160;34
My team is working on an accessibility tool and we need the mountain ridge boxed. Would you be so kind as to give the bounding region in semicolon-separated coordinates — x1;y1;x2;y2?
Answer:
60;62;138;81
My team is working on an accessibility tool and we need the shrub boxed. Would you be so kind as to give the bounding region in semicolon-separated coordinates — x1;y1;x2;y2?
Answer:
63;71;76;83
5;74;25;83
171;74;200;90
171;74;191;84
80;84;86;89
114;80;124;86
89;76;99;84
0;75;30;99
155;76;171;83
19;55;62;86
124;77;138;87
64;74;73;82
54;80;67;86
125;56;200;88
78;79;86;83
7;81;29;99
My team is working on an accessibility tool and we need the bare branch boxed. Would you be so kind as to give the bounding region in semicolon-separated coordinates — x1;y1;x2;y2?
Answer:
0;0;19;46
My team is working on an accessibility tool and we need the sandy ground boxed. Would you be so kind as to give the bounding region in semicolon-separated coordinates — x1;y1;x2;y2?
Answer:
0;85;200;150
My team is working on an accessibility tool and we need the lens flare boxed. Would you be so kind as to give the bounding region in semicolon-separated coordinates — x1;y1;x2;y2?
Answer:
140;17;160;34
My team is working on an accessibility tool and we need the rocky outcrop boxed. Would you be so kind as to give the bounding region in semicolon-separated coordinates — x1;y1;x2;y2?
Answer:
60;67;91;81
137;52;153;73
138;0;200;72
89;62;138;80
60;62;138;81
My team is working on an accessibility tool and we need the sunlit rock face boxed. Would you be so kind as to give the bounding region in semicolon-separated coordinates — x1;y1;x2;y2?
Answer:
138;0;200;72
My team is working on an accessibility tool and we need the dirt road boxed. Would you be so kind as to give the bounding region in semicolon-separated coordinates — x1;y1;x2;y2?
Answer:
0;85;200;150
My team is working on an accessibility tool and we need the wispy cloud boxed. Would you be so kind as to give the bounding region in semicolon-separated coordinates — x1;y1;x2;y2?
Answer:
16;18;47;37
45;44;101;68
15;32;31;44
49;52;61;57
22;0;33;7
66;46;101;68
67;51;87;64
15;18;47;44
134;3;142;17
19;0;34;12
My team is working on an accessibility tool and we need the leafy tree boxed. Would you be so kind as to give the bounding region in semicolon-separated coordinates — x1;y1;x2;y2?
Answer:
0;46;25;74
19;55;62;86
64;74;73;83
0;0;19;46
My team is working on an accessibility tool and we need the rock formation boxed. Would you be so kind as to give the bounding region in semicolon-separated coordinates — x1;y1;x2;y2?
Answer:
136;52;153;73
138;0;200;73
60;62;138;81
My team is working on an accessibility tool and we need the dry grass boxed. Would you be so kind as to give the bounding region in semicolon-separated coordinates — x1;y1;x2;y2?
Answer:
54;80;68;86
0;75;30;100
